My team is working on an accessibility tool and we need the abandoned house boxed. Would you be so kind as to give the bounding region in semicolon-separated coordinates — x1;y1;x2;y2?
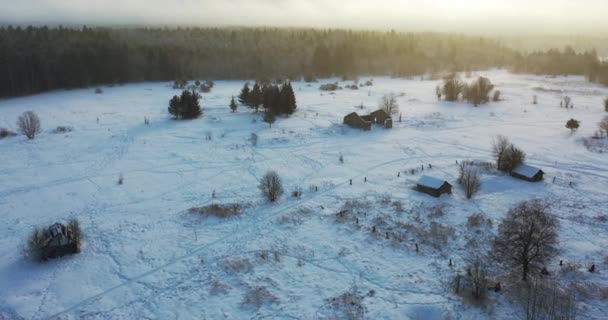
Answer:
416;175;452;197
344;109;392;130
511;164;544;182
343;112;372;130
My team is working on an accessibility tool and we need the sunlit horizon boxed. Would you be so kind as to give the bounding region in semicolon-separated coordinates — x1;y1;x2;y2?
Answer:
2;0;608;35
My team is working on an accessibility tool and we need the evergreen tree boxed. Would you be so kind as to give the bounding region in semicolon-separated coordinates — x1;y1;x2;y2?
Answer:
229;96;237;112
249;83;262;112
168;90;202;119
238;83;250;105
168;96;182;118
263;109;276;128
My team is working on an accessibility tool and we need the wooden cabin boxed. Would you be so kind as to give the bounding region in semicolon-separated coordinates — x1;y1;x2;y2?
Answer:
416;175;452;197
511;164;544;182
343;112;372;130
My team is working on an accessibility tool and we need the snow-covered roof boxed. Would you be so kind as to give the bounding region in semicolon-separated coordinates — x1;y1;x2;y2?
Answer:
512;164;543;178
417;175;449;189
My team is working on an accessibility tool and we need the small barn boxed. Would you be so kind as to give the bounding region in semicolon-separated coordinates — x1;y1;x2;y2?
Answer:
369;109;392;125
343;112;371;130
511;164;544;182
416;175;452;197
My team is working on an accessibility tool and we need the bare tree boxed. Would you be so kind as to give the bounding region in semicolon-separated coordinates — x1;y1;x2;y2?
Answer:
511;277;577;320
379;93;399;114
598;116;608;136
259;170;284;202
493;200;559;282
458;163;481;199
492;135;510;171
492;135;525;172
562;96;572;108
17;111;41;140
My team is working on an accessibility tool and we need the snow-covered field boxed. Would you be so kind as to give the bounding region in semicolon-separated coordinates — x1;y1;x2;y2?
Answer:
0;70;607;319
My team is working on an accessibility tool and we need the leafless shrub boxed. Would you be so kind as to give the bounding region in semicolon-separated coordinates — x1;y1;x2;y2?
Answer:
391;200;404;213
223;258;253;273
189;203;243;218
259;170;284;202
26;219;81;262
377;193;392;205
94;87;103;94
117;173;124;185
323;287;366;320
241;286;278;309
428;204;447;218
0;128;17;139
453;256;490;304
560;262;582;275
427;222;455;249
508;277;577;320
276;207;312;225
593;214;608;223
209;279;231;295
458;163;481;199
467;213;485;228
17;111;41;139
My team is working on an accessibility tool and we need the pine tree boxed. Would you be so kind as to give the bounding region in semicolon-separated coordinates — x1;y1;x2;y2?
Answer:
263;109;276;128
249;83;262;112
168;95;182;118
238;83;250;105
229;96;237;112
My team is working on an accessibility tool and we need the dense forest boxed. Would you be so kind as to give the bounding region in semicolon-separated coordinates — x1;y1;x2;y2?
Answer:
1;26;607;98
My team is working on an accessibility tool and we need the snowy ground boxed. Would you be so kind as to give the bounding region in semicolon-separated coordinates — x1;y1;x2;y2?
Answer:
0;70;607;319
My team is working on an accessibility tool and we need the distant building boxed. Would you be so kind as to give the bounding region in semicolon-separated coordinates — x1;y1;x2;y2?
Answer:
344;109;392;130
416;175;452;197
511;164;544;182
343;112;371;130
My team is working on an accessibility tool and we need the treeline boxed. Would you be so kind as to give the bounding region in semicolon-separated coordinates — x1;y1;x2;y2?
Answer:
1;25;608;98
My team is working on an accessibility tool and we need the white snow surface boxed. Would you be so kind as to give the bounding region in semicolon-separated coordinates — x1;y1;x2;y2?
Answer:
0;70;607;319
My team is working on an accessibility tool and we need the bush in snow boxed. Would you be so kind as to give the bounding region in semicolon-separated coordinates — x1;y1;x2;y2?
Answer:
291;186;303;198
259;170;284;202
453;256;490;303
508;278;577;320
492;200;558;282
463;77;494;106
52;126;74;134
322;287;367;320
26;219;81;262
565;118;580;132
0;128;17;139
94;87;103;94
441;74;464;101
458;163;481;199
17;111;41;140
223;258;253;273
562;96;572;108
241;286;278;309
492;135;526;173
250;133;258;146
189;203;242;218
319;83;340;91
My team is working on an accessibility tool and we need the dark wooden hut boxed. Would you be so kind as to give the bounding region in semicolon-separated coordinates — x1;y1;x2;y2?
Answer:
511;164;544;182
416;175;452;197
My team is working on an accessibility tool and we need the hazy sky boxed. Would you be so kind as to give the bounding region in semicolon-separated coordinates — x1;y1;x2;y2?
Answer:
1;0;607;34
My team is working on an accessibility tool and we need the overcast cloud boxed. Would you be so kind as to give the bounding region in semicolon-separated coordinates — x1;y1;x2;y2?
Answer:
1;0;607;34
